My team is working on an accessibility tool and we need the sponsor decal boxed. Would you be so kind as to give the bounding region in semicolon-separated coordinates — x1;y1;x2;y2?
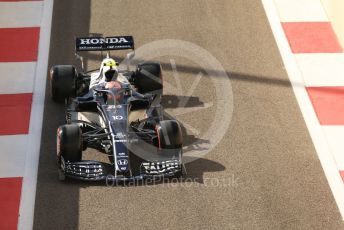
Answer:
79;37;129;45
114;132;126;138
114;140;127;143
76;36;134;51
64;162;103;174
117;159;128;166
142;160;180;174
106;105;122;111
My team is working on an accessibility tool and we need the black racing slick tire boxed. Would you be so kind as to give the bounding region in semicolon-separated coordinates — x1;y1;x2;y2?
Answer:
50;65;77;102
155;120;183;149
135;62;163;95
57;124;82;162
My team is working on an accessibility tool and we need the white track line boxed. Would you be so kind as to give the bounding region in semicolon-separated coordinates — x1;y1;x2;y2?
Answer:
262;0;344;220
0;135;28;178
0;2;43;28
322;126;344;171
0;63;36;94
18;0;53;229
274;0;328;22
295;53;344;86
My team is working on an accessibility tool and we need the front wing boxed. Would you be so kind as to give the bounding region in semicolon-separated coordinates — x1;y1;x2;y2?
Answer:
61;159;183;182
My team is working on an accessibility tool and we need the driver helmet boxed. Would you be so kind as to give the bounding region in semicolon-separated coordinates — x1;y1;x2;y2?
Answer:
100;58;118;82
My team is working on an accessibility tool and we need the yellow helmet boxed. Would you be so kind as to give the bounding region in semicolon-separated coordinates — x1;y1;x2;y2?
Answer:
101;58;118;68
101;58;118;81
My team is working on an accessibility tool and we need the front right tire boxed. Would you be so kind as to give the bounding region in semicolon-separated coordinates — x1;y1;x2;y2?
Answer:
155;120;183;149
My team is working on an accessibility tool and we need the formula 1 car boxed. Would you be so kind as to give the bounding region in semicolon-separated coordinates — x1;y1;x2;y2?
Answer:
50;36;185;182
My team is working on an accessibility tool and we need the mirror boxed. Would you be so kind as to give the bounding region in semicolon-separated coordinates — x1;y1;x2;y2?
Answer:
125;51;135;70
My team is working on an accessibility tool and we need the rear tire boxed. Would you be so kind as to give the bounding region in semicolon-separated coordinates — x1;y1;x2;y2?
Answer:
50;65;77;102
135;62;163;95
57;124;82;162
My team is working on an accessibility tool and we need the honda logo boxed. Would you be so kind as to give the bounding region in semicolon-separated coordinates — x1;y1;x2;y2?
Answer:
117;159;128;166
79;37;129;45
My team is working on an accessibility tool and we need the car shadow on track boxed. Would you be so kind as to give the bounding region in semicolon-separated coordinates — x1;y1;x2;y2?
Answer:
161;95;211;151
86;53;300;87
161;94;204;109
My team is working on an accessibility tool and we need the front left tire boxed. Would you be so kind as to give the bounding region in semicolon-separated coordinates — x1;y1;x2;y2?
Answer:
57;124;82;163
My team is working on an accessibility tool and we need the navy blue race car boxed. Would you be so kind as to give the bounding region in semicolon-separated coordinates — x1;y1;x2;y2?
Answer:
50;36;185;182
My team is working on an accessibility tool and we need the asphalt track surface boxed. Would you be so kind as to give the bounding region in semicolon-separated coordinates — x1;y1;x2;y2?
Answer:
34;0;344;229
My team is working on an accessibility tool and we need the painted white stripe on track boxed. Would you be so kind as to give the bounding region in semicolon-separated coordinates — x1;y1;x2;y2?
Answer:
0;62;36;94
295;53;344;86
18;0;53;229
274;0;328;22
262;0;344;220
322;126;344;171
0;135;28;178
0;2;43;28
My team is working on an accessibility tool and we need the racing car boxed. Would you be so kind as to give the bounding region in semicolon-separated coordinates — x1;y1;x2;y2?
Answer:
50;35;185;182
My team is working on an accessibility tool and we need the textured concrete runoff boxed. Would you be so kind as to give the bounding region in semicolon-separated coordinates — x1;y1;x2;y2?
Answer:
34;0;344;229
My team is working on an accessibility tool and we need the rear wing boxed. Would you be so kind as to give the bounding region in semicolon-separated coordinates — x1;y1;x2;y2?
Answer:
75;36;134;52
